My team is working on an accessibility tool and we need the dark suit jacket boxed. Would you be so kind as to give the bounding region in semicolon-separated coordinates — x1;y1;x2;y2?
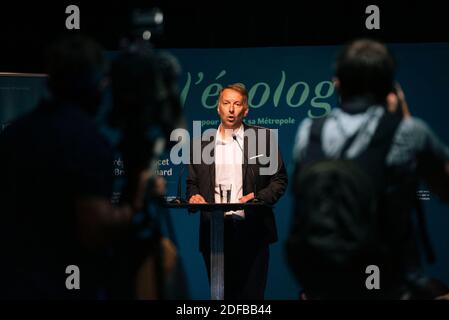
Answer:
186;123;288;253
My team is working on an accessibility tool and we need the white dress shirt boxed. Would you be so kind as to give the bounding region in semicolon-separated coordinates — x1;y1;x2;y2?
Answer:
214;124;245;218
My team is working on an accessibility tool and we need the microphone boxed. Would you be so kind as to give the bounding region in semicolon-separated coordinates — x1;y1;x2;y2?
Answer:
169;164;187;204
232;133;258;202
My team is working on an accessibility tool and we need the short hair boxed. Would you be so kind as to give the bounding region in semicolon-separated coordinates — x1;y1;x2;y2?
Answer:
45;35;105;100
218;83;248;106
335;39;396;103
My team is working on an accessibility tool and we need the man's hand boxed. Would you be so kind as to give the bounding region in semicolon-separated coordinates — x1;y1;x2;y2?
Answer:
395;83;411;118
239;192;255;203
189;194;207;204
387;83;411;119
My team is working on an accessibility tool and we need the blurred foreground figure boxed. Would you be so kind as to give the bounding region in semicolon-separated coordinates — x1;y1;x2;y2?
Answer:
0;35;157;299
108;40;187;299
287;39;449;299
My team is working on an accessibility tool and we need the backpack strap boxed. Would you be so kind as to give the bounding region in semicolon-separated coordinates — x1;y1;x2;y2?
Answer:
355;112;402;191
305;116;327;162
294;117;327;189
367;112;402;153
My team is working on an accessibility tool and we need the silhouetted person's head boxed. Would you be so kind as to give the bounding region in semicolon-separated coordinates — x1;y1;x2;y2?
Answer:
109;49;162;130
45;35;106;115
334;39;396;106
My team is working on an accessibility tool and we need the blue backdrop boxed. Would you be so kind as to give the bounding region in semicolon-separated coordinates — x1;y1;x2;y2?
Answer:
164;43;449;299
1;43;448;299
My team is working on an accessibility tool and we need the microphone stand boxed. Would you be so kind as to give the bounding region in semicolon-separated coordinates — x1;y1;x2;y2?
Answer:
169;164;187;204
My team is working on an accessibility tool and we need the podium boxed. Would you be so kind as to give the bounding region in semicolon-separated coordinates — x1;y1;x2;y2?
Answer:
165;202;267;300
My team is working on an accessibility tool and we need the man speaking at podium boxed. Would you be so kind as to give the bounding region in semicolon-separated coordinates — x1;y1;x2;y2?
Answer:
186;83;288;299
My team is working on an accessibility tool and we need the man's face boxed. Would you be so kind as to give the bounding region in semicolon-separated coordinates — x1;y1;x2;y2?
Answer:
217;88;248;129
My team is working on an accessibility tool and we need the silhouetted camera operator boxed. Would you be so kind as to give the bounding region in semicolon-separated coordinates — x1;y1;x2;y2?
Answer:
0;34;156;299
106;8;185;299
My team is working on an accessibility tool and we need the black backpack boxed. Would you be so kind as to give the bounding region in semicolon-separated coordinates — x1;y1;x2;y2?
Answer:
286;112;403;299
